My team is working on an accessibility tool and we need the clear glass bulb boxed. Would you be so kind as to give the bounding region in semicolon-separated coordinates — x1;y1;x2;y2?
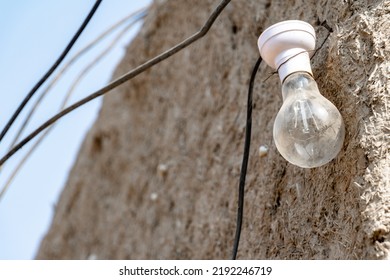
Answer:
273;72;345;168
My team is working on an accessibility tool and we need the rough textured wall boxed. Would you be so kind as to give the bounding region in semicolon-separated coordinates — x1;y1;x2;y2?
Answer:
37;0;390;259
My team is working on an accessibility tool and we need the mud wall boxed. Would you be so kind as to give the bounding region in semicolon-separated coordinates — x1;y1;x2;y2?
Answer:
37;0;390;259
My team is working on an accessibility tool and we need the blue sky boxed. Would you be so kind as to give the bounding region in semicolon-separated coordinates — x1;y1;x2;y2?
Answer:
0;0;151;259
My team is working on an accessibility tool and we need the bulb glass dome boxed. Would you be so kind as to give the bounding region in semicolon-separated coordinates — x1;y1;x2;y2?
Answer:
273;72;345;168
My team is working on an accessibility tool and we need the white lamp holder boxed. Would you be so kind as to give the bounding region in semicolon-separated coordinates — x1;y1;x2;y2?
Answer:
257;20;316;82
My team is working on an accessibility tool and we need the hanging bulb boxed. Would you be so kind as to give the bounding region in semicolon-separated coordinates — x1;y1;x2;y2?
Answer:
258;20;345;168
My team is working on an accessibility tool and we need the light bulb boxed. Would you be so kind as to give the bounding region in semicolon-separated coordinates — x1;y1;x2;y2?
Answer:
274;72;344;168
258;20;345;168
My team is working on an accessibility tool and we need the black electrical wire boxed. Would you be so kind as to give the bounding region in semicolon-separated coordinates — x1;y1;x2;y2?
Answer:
0;0;232;167
0;0;103;143
231;56;262;260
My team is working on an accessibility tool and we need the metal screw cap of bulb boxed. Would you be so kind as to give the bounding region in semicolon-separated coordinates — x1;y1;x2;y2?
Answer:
258;20;345;168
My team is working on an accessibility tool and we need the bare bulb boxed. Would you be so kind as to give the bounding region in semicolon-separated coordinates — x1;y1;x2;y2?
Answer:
273;72;345;168
258;20;345;168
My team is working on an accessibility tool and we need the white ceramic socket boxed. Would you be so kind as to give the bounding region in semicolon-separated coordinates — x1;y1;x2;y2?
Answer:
257;20;316;82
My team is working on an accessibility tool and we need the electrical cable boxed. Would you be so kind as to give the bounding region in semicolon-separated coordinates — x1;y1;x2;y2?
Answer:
0;0;232;167
8;8;148;150
0;10;146;202
0;0;103;143
231;56;262;260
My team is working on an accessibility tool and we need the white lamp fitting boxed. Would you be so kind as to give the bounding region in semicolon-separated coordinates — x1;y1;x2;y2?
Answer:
257;20;345;168
258;20;316;82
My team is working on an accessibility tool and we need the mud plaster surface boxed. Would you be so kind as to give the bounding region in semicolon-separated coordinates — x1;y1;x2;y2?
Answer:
37;0;390;259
